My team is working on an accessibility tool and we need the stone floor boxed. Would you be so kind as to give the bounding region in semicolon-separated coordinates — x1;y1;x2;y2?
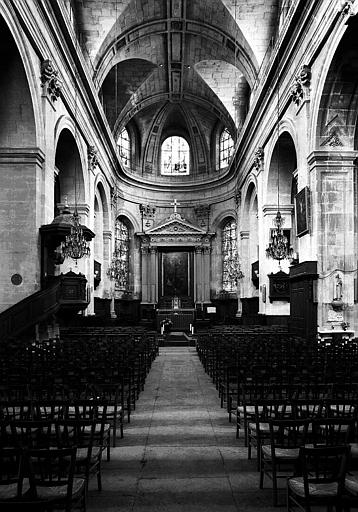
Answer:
87;346;280;511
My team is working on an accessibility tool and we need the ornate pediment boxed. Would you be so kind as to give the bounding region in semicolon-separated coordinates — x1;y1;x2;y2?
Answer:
147;213;206;236
137;212;214;246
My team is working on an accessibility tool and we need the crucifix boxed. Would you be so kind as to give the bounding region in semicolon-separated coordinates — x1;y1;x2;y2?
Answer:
171;199;180;214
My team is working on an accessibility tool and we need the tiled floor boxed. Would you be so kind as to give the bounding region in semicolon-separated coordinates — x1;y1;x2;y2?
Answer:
88;346;279;511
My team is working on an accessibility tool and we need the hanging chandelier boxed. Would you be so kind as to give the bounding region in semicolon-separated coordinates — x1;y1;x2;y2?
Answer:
265;44;292;267
61;209;90;261
266;210;292;263
107;246;128;287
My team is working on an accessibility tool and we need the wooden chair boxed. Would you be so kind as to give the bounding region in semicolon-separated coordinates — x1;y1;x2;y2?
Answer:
260;418;310;506
26;447;86;511
0;447;25;505
248;399;289;471
56;418;104;492
287;445;351;511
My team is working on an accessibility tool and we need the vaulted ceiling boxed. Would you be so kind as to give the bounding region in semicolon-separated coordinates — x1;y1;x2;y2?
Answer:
72;0;279;174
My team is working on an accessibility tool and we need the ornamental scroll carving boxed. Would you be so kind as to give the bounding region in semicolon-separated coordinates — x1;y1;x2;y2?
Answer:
88;145;98;172
40;60;62;102
290;65;311;107
253;147;264;172
140;204;156;229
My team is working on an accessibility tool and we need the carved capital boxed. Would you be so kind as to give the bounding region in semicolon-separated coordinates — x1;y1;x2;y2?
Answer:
40;60;62;102
88;145;98;171
253;147;264;172
195;246;202;254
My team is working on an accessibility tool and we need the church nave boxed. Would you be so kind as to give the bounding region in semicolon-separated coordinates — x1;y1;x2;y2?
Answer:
87;346;276;512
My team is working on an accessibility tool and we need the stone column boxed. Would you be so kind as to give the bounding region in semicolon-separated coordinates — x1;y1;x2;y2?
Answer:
149;246;158;304
202;246;211;302
102;230;112;293
141;246;150;303
195;246;203;303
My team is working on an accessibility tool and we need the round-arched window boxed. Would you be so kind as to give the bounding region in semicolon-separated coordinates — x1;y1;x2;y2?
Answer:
161;136;190;175
114;219;129;289
219;129;234;169
222;219;237;292
117;127;131;167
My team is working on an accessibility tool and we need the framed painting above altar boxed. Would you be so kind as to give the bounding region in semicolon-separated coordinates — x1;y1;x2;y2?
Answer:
159;250;194;299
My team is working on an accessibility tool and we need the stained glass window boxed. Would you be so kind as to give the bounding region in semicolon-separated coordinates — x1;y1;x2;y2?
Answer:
114;219;129;289
118;127;130;167
161;136;190;175
222;219;237;292
219;129;234;169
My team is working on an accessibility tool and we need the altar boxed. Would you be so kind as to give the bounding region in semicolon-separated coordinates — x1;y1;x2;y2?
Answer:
156;308;196;332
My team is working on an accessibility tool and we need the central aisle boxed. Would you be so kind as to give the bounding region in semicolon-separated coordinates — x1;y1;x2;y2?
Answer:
88;346;276;511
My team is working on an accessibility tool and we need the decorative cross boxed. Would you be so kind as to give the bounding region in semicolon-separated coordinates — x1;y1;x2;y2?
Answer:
170;199;180;214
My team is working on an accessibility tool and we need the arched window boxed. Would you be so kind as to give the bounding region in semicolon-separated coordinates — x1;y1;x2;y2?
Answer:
222;219;237;292
161;136;190;175
114;219;129;289
117;127;131;167
219;129;234;169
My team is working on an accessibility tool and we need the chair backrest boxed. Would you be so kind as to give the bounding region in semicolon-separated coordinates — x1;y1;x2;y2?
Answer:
32;400;69;421
26;447;77;501
10;420;55;449
0;401;33;421
253;399;290;424
269;419;310;450
56;418;96;453
311;417;355;446
298;445;351;497
0;447;23;496
292;398;325;420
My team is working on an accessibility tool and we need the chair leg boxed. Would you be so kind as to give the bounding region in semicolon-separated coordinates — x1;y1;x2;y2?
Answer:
259;455;265;489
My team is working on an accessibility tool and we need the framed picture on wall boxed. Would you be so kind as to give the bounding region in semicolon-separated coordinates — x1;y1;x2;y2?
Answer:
295;187;310;237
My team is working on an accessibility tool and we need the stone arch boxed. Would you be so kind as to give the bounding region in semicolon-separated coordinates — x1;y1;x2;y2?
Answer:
93;177;111;232
265;130;297;208
0;11;42;311
116;208;141;234
54;128;86;209
0;8;40;148
314;17;358;150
